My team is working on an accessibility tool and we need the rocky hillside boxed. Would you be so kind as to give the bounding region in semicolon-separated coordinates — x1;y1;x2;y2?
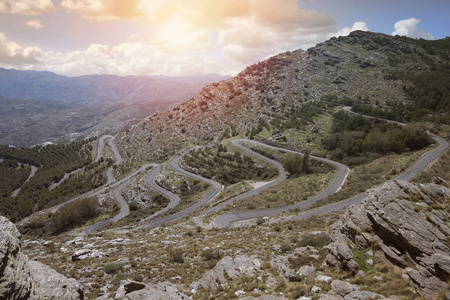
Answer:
117;31;447;165
17;180;449;299
0;216;83;299
324;180;450;299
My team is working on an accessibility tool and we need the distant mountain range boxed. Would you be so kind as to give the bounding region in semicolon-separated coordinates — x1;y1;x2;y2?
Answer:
0;69;230;146
0;68;230;106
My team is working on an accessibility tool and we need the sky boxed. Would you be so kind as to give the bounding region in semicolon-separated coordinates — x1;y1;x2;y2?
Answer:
0;0;448;77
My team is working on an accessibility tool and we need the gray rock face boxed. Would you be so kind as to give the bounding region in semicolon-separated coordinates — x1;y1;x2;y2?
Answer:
72;248;109;261
0;216;84;299
324;181;450;298
29;260;84;299
298;265;315;278
319;280;387;300
0;216;33;299
192;255;262;291
270;255;300;282
116;281;189;300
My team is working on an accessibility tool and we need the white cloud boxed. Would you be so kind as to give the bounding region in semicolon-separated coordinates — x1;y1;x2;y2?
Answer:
0;31;224;76
24;19;44;29
335;21;369;37
0;0;56;15
0;32;43;65
56;0;350;73
0;0;375;77
60;0;144;21
392;18;434;40
0;2;7;12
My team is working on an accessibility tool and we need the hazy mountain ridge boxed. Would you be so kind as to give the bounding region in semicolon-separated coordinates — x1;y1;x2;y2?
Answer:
0;71;230;146
0;69;230;106
118;31;446;164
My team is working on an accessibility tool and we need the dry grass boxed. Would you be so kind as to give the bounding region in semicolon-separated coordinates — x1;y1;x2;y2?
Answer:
230;171;335;211
350;264;416;298
311;146;434;208
413;149;450;187
22;212;337;299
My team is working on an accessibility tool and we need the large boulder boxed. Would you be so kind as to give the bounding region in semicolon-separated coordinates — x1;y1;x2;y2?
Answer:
318;280;387;300
115;280;189;300
324;181;450;298
192;255;262;291
0;216;84;299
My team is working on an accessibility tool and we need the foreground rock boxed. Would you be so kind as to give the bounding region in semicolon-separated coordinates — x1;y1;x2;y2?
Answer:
0;215;84;299
319;280;388;300
72;248;109;261
192;255;263;291
324;181;450;298
114;280;189;300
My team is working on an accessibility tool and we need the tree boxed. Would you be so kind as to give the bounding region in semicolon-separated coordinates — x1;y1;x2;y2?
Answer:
283;153;303;176
302;150;310;174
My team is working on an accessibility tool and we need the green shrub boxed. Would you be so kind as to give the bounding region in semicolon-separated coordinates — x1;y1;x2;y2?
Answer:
51;197;99;233
170;248;184;263
283;153;303;176
104;263;124;274
111;273;126;286
129;202;139;211
132;274;143;282
281;242;292;253
298;232;331;247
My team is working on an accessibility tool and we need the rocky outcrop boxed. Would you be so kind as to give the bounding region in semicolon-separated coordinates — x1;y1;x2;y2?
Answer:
324;181;450;298
191;255;263;291
114;280;189;300
28;260;84;299
319;279;388;300
270;255;300;282
72;248;109;261
0;215;84;299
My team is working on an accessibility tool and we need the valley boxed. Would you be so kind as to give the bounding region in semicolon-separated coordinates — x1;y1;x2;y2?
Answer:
1;31;449;300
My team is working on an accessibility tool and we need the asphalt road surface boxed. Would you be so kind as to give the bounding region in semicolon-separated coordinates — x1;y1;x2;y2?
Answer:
212;139;350;228
95;135;122;184
138;148;222;229
84;178;132;234
11;165;37;197
139;164;180;223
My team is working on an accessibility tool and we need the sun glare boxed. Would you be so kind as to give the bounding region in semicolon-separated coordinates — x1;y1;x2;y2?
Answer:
152;18;209;53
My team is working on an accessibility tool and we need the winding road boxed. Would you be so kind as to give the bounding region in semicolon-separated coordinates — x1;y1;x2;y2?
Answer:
139;165;180;223
51;135;160;234
211;140;350;228
212;110;449;227
96;135;123;184
11;165;38;197
49;168;83;191
51;107;449;234
84;179;132;235
138;148;222;229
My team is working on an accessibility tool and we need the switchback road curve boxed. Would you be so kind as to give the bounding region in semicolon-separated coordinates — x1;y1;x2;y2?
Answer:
11;165;38;197
84;178;132;234
212;140;350;228
138;148;222;229
96;135;123;184
139;165;180;223
214;110;449;227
